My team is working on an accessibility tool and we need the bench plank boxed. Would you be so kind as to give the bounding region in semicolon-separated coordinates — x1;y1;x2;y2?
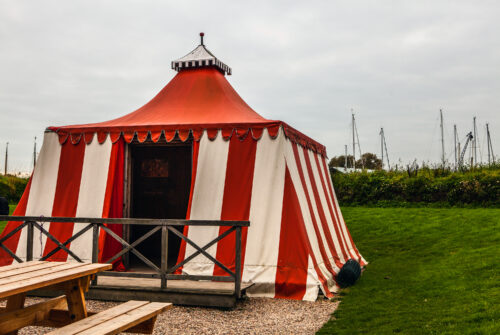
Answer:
0;262;70;280
0;263;85;290
77;302;172;335
45;300;150;335
0;262;87;286
0;263;111;298
0;261;45;272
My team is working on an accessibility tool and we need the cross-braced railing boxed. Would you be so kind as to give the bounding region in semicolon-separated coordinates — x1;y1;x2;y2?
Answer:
0;216;249;298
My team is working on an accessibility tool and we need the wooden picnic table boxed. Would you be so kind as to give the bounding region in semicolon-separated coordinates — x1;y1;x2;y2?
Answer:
0;261;112;335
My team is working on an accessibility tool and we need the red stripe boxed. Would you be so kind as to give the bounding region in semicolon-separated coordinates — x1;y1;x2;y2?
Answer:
175;140;200;273
0;177;33;266
302;148;343;269
290;142;336;280
312;153;350;261
320;157;364;263
43;140;86;261
213;135;257;276
274;167;310;299
99;139;125;271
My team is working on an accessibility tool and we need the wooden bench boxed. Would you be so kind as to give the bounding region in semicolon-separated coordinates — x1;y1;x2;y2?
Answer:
45;300;172;335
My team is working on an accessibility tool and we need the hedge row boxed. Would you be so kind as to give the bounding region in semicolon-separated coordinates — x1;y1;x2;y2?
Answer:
331;168;500;207
2;169;499;207
0;175;29;204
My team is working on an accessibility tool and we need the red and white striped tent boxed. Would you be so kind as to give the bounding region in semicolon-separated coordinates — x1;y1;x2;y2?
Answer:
0;36;365;300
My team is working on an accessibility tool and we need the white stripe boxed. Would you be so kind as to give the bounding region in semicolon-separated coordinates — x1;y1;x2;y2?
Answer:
16;132;61;260
296;147;338;273
308;150;346;264
243;128;286;296
283;139;333;288
303;255;320;301
183;131;229;275
245;265;281;299
69;140;112;262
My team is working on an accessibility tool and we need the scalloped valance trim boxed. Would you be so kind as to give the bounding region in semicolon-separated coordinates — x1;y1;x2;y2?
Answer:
48;123;327;157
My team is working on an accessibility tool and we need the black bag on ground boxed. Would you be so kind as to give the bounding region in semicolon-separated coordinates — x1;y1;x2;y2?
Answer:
337;259;361;288
0;196;8;215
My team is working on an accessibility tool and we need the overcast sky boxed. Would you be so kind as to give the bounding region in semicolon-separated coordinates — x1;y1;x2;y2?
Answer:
1;0;499;173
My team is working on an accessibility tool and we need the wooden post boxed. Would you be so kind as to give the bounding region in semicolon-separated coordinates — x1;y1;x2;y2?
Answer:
235;226;242;299
5;292;26;335
64;278;88;321
91;223;99;286
161;225;168;289
26;221;33;262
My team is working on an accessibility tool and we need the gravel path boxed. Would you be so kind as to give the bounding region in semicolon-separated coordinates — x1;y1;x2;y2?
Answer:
5;296;338;334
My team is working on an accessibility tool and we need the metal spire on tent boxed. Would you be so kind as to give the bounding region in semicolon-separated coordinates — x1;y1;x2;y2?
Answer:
171;32;232;75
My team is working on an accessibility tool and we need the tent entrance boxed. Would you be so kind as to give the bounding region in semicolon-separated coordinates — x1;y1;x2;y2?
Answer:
127;143;192;270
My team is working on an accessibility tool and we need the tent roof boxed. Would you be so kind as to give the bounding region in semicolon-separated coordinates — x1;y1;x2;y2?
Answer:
48;37;327;156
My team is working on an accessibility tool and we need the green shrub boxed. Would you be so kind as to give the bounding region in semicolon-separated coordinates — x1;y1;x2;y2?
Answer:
331;167;500;207
0;175;29;204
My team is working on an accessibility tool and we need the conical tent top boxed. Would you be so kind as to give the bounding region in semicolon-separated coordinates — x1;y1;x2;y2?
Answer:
171;33;232;75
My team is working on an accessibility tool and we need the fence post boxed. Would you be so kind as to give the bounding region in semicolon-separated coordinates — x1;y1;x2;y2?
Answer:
161;225;168;289
91;223;99;286
235;226;242;299
26;221;33;262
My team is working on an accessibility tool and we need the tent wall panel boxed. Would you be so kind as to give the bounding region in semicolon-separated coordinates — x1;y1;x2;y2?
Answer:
17;132;62;262
174;140;200;273
314;153;350;262
283;138;334;297
98;139;125;270
306;149;346;266
42;139;86;261
300;146;343;270
70;139;112;262
274;166;310;300
243;129;286;298
213;134;257;276
182;133;229;275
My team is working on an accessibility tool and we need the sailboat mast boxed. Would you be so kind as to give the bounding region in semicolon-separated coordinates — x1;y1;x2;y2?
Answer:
454;124;458;170
383;130;390;170
473;116;477;166
4;142;8;175
344;144;348;171
486;123;495;165
380;128;384;169
352;110;356;170
33;136;37;170
440;109;445;167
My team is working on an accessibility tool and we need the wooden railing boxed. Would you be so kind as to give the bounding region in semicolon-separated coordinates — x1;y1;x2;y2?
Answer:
0;216;249;298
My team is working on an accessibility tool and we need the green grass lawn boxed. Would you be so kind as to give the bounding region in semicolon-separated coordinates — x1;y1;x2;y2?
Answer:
318;207;500;334
1;206;498;333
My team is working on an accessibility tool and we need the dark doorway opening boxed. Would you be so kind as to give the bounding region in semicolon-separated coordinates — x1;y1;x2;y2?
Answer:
129;143;191;270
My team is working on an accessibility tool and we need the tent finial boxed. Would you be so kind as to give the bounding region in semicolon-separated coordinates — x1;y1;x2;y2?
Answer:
171;33;232;75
